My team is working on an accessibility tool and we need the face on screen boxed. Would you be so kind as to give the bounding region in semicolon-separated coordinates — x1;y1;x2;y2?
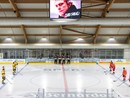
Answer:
55;0;69;17
50;0;81;19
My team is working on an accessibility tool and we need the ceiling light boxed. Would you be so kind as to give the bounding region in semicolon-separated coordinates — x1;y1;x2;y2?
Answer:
109;37;115;40
41;38;48;41
107;37;116;42
3;37;14;43
39;38;48;42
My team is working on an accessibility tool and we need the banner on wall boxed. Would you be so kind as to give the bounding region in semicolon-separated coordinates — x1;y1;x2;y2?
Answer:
100;59;126;62
125;59;130;62
0;59;25;62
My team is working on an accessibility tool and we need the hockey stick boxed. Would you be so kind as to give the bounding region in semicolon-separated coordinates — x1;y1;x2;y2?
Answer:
96;63;109;75
113;75;122;82
12;63;29;79
117;80;128;87
6;77;12;84
116;70;130;87
15;67;23;76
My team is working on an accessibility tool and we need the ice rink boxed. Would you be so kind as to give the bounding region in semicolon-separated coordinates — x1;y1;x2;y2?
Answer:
0;63;130;98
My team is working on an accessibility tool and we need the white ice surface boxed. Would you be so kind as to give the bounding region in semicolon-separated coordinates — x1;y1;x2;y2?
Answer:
0;63;130;98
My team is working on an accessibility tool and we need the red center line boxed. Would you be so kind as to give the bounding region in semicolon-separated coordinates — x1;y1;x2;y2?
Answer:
61;64;68;92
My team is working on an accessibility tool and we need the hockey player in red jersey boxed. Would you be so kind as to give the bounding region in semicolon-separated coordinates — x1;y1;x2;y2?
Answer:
122;67;127;81
112;63;116;74
109;61;113;72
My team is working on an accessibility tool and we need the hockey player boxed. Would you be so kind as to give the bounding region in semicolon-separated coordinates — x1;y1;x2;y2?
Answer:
62;56;66;64
129;77;130;82
12;62;17;75
112;63;116;74
122;67;127;81
1;66;6;84
67;55;71;64
109;61;113;72
54;56;57;64
14;60;18;66
129;71;130;82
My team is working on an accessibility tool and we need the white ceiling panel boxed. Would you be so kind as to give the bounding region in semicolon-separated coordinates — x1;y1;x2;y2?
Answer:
2;12;16;17
82;3;105;8
0;12;6;16
26;28;49;34
82;12;102;17
0;4;12;8
117;28;130;34
0;28;14;34
112;3;130;8
49;36;60;42
84;28;96;34
15;36;25;43
99;28;120;34
17;4;49;9
107;12;130;17
49;28;59;34
20;12;49;17
12;28;24;34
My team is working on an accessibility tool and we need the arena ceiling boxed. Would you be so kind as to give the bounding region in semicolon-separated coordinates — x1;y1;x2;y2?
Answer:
0;0;130;45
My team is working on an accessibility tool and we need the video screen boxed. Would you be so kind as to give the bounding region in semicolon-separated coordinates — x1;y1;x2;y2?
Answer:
50;0;81;19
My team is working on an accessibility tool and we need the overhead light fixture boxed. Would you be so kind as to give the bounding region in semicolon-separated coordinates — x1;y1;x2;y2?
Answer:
107;37;116;42
41;38;48;41
2;37;14;43
109;37;115;40
39;37;48;42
